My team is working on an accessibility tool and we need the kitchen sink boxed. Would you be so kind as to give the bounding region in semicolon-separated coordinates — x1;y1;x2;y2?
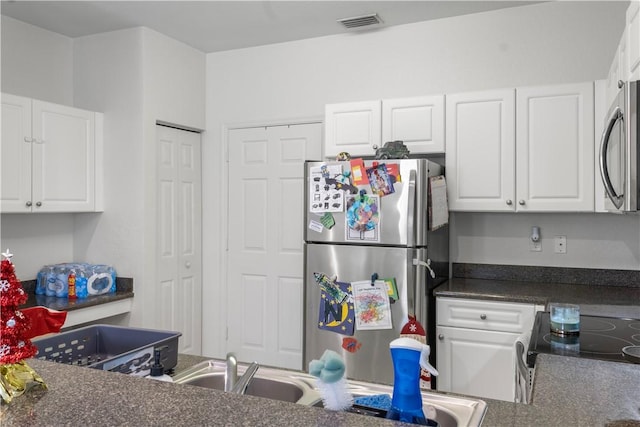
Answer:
172;360;486;427
312;395;458;427
329;378;485;427
172;360;320;405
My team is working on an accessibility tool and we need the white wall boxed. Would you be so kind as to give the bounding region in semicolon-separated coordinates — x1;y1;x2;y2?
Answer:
1;16;76;277
451;213;640;269
1;16;73;105
72;27;146;326
202;1;636;357
1;19;205;328
1;2;637;359
73;27;205;328
0;214;74;278
139;28;205;327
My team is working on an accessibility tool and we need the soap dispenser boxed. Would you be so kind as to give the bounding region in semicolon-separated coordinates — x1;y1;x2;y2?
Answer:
147;348;173;382
386;337;438;425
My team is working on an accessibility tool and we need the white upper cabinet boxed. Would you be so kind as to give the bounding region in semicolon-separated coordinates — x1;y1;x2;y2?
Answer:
627;0;640;80
1;93;103;213
447;82;594;212
324;95;445;158
381;95;445;154
1;94;32;212
516;82;594;212
606;34;624;107
606;1;639;104
324;100;381;158
446;89;516;211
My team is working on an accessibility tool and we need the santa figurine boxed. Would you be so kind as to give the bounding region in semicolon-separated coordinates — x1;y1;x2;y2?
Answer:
400;315;432;389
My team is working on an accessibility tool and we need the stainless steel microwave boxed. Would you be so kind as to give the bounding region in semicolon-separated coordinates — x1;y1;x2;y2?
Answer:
599;80;639;212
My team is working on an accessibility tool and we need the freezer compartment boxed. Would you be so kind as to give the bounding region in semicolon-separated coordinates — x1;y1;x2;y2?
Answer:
303;243;431;385
304;159;443;246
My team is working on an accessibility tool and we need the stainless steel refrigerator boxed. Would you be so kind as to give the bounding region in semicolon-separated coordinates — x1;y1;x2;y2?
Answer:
303;158;448;386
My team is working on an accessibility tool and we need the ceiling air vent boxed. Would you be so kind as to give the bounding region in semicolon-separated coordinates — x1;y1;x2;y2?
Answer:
338;13;383;29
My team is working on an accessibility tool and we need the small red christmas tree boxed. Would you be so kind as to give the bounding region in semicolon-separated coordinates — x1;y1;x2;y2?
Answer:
1;250;38;363
0;249;46;404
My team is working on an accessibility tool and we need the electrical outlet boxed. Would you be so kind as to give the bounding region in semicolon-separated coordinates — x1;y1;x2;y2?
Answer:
554;236;567;254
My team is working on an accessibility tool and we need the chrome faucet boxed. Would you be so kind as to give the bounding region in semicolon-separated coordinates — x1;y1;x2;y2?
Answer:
224;353;238;392
224;352;259;395
230;361;259;394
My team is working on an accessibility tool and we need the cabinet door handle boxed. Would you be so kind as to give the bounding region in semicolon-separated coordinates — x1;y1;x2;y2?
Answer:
33;139;45;144
35;202;42;207
26;201;32;207
480;314;487;320
519;200;525;206
506;199;513;206
24;137;34;143
438;334;444;340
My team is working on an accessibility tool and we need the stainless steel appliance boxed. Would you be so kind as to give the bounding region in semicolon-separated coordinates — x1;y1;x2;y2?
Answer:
599;79;639;212
302;159;448;386
527;312;640;367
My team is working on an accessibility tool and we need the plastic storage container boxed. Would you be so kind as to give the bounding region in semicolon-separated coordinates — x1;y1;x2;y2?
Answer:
33;325;181;376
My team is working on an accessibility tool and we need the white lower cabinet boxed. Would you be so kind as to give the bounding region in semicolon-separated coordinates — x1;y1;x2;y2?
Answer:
436;297;541;402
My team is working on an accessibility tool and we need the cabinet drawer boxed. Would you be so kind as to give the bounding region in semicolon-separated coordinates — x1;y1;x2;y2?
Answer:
437;297;536;333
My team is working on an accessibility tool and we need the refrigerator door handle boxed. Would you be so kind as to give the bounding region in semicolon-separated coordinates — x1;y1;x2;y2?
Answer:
407;169;417;247
412;249;430;325
413;258;436;279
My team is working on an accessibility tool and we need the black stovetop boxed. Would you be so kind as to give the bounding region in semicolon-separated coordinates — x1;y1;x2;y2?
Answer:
527;311;640;367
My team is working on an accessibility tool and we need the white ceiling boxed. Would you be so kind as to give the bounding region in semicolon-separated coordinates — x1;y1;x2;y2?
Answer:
1;1;541;53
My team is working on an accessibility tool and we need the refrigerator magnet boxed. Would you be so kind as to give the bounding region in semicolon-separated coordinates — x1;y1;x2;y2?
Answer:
383;278;399;303
319;213;335;230
308;220;324;233
317;280;355;336
342;337;362;353
349;158;369;185
325;171;358;196
313;272;349;305
352;280;393;330
367;164;395;197
345;194;380;242
385;163;401;183
309;164;344;213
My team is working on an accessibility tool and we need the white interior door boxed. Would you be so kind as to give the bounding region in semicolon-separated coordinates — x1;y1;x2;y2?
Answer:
157;125;202;355
227;123;322;369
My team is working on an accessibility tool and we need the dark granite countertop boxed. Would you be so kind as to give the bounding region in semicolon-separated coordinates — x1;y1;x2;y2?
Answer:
2;353;638;426
434;264;640;317
20;278;134;312
481;354;640;426
0;358;412;427
434;277;640;311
